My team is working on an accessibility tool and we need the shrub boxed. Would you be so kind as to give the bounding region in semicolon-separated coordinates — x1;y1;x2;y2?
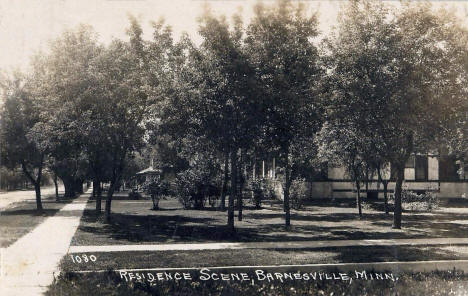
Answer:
249;179;264;209
174;169;218;210
141;177;169;210
262;179;277;200
289;178;308;210
390;190;439;211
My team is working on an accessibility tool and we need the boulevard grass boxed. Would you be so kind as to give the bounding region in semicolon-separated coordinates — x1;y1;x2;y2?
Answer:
46;269;468;296
60;245;468;272
0;194;74;248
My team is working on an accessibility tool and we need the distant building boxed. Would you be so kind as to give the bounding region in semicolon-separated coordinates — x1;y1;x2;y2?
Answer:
259;154;468;199
319;154;467;199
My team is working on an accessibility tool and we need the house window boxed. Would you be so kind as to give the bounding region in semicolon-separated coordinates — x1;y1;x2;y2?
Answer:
439;155;459;181
415;155;428;181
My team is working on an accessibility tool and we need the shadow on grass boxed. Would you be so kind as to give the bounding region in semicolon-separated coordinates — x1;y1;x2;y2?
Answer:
0;208;61;216
78;210;240;242
75;211;397;243
76;197;468;244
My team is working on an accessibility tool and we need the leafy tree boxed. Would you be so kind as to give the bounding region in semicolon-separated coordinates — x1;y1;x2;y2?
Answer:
97;38;148;221
443;26;468;164
325;0;467;228
29;25;102;200
317;122;369;216
390;3;465;228
196;11;262;230
156;11;262;233
246;0;323;228
0;74;47;211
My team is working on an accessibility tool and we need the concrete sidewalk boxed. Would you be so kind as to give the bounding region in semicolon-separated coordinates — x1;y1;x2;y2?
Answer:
69;237;468;253
0;191;90;296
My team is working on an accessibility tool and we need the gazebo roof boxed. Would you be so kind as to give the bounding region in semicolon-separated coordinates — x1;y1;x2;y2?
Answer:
136;166;161;175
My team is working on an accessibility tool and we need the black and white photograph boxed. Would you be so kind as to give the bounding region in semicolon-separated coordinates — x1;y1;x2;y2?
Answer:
0;0;467;295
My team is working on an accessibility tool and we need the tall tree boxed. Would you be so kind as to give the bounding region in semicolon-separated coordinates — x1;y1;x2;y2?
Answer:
325;0;467;228
246;0;323;229
29;25;102;200
0;74;47;211
157;11;262;233
316;122;367;217
98;38;148;221
197;11;262;232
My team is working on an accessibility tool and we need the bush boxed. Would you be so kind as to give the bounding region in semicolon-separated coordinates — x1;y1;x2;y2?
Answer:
248;178;280;208
249;179;264;209
289;178;308;210
262;179;277;200
391;190;439;211
174;169;219;210
141;177;169;210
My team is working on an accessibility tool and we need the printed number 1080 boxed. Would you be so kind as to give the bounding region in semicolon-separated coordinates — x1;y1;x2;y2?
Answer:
70;254;97;263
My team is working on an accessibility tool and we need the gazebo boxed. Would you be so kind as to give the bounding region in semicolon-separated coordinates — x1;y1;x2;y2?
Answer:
136;166;161;179
134;160;162;190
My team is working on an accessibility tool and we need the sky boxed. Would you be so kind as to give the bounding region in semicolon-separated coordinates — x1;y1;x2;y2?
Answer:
0;0;467;72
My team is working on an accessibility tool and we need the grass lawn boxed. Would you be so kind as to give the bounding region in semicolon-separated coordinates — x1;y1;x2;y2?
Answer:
46;269;468;296
71;192;468;246
53;193;468;295
0;195;75;248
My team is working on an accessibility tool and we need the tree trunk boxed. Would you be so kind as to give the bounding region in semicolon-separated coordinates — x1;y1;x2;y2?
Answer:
393;166;404;229
365;168;369;197
34;183;43;212
94;179;102;213
63;178;75;198
219;152;229;211
284;151;291;229
377;167;389;215
356;181;362;218
74;179;84;194
54;173;59;200
383;180;389;215
105;181;116;222
151;195;159;210
227;150;236;233
238;150;244;221
21;162;43;212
